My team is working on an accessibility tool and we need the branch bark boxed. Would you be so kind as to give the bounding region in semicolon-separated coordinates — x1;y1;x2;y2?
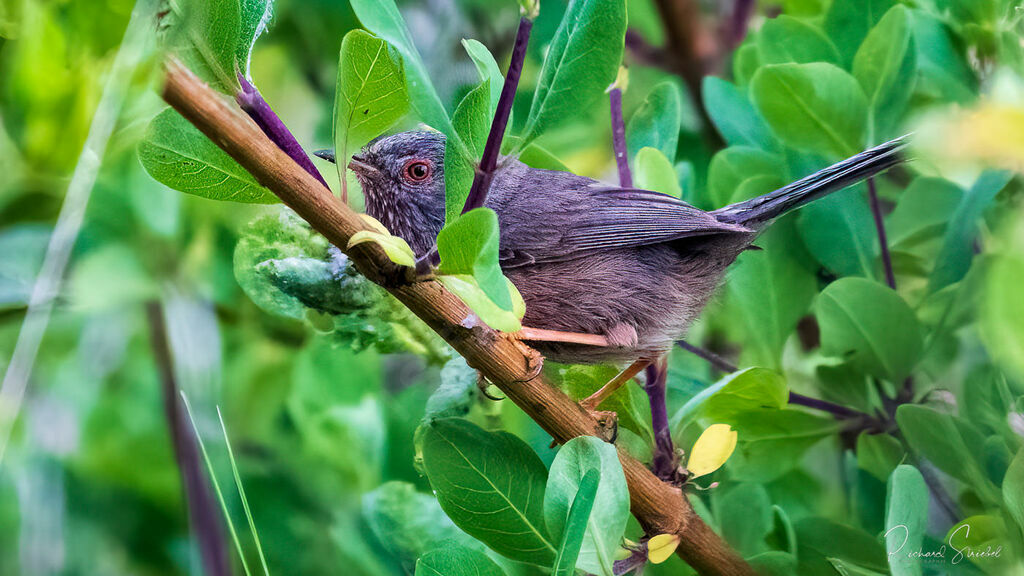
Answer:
160;57;754;576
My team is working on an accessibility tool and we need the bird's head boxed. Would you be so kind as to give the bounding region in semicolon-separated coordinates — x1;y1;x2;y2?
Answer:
346;131;447;256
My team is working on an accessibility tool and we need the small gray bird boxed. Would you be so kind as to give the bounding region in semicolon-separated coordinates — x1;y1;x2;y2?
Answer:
319;132;906;377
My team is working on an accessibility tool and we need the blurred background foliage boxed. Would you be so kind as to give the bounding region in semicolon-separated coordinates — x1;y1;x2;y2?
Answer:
1;0;1024;575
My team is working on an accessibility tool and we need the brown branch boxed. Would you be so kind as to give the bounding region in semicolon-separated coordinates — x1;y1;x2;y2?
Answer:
160;57;754;576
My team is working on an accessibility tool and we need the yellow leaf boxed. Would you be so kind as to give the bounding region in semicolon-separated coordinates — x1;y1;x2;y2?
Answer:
687;424;738;479
348;231;416;267
647;533;680;564
358;213;390;235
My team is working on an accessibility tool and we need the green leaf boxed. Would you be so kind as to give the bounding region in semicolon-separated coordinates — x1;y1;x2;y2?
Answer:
162;0;243;92
885;177;963;249
896;405;1000;502
707;146;785;208
363;481;480;570
436;208;517;327
702;77;777;150
796;186;879;279
437;275;524;333
550;469;599;576
237;0;272;79
444;81;492;222
816;277;923;383
139;108;276;203
424;357;478;421
852;6;916;140
712;482;772;556
724;223;818;370
795;517;889;574
930;170;1013;292
420;418;555;565
415;544;507;576
0;225;48;309
983;250;1024;380
350;0;454;137
823;0;896;67
334;29;408;193
1004;449;1024;532
462;39;503;115
633;147;681;198
520;0;626;147
672;368;789;432
884;465;928;576
912;12;977;104
544;437;629;576
729;410;842;482
857;433;904;483
733;41;762;86
758;15;841;66
751;63;868;158
626;81;681;162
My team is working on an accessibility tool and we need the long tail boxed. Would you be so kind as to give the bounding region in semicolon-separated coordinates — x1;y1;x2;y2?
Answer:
713;135;910;227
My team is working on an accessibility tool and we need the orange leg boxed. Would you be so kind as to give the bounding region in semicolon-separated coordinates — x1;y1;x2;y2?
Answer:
580;358;653;411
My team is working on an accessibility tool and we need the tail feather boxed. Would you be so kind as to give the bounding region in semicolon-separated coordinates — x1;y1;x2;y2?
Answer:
714;135;910;226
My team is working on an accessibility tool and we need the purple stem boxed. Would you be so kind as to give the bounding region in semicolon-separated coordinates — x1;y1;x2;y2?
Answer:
236;74;331;191
146;302;230;576
609;87;633;188
645;361;677;481
867;177;896;289
727;0;755;49
461;17;533;214
610;79;676;476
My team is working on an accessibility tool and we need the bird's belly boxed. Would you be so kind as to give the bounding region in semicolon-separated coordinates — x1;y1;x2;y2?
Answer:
504;244;726;365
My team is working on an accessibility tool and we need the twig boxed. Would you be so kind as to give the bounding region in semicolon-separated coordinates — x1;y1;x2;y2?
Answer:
866;178;896;289
146;301;230;576
676;339;736;374
160;58;755;576
609;85;632;188
236;74;331;192
649;0;721;145
461;16;532;214
0;0;153;465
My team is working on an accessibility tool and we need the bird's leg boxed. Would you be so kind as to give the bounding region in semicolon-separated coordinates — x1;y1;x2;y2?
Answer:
515;327;611;347
580;358;653;412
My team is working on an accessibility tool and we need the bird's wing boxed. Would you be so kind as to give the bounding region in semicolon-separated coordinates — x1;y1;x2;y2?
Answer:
498;186;752;268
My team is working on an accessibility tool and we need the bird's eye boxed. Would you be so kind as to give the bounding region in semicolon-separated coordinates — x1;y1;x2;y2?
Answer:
403;160;432;183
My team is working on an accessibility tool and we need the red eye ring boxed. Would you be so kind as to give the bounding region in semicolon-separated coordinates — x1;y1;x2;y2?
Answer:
403;160;432;183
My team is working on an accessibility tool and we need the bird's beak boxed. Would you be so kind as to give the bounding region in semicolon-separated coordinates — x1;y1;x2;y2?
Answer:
313;149;336;163
348;154;380;176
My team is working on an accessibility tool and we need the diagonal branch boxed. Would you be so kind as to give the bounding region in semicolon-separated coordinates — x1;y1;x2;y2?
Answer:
160;57;754;576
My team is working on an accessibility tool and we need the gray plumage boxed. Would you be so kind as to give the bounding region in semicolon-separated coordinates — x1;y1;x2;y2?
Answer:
331;131;907;365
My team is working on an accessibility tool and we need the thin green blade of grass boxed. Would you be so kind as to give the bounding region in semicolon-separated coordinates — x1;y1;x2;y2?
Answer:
180;391;254;576
217;406;270;576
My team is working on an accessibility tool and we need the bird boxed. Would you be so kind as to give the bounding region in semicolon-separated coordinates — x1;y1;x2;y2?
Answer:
317;132;907;407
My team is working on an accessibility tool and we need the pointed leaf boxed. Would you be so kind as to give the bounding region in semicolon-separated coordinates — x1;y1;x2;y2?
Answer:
420;418;556;565
544;437;629;576
520;0;626;147
139;108;276;203
334;29;408;192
